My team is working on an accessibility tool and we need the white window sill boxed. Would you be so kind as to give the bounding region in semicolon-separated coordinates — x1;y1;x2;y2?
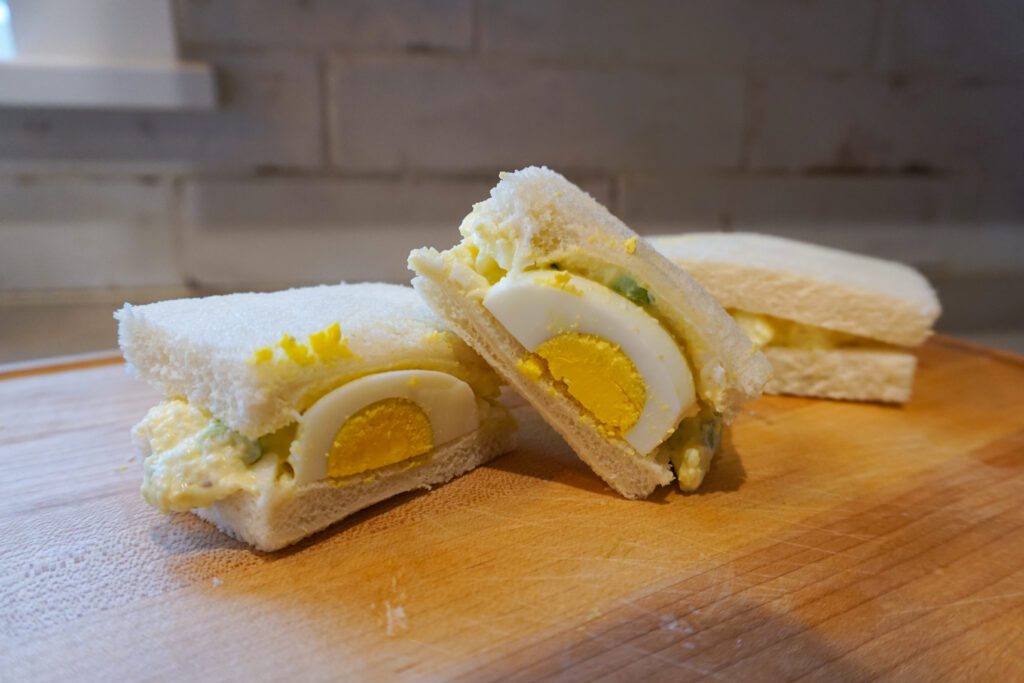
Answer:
0;59;215;110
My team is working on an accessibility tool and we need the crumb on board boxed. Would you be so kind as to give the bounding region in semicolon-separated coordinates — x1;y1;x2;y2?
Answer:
384;601;408;637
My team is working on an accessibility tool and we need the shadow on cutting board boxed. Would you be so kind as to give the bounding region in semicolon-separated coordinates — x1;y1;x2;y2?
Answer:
147;407;749;558
484;405;748;501
452;591;872;682
695;431;747;496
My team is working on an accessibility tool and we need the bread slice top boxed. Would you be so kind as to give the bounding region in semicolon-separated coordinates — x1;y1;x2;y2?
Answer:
409;166;771;422
651;232;941;347
117;283;501;438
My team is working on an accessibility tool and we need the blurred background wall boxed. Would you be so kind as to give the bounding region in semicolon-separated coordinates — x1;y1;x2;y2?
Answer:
1;0;1022;361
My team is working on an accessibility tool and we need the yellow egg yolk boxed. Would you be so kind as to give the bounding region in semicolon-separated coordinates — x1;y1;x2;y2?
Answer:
309;322;355;361
536;270;582;295
250;322;356;365
534;332;646;433
327;398;434;479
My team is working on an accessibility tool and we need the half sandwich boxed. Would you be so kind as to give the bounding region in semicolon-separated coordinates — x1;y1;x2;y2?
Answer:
651;232;941;403
409;167;771;499
117;283;515;551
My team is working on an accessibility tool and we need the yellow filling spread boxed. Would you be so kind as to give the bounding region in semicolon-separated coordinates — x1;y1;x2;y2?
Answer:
327;398;434;479
250;322;356;365
534;332;646;434
730;310;870;350
536;270;582;295
658;408;722;492
133;400;261;513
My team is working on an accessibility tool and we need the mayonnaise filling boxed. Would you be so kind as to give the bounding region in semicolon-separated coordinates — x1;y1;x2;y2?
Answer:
730;310;879;350
132;399;264;513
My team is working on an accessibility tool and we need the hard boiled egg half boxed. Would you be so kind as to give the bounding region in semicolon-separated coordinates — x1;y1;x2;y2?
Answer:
483;270;696;455
290;370;479;485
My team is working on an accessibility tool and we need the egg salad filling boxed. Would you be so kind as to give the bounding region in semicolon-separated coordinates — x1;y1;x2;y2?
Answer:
133;400;263;513
132;370;482;513
730;310;877;350
434;207;723;488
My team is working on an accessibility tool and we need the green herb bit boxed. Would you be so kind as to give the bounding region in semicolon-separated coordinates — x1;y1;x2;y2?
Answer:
611;275;652;306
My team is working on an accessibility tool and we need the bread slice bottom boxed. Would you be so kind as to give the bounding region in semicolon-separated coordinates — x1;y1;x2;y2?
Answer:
194;412;515;551
412;275;674;500
764;347;917;403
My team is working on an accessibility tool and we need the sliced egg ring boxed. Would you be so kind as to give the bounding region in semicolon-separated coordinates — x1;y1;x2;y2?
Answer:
290;370;479;486
483;270;696;455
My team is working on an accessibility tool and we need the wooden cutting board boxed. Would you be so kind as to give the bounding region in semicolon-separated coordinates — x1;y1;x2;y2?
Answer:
1;337;1022;681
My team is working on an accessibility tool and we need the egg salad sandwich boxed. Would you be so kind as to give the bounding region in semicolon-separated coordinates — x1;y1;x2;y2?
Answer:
408;167;771;499
117;283;515;551
651;232;941;403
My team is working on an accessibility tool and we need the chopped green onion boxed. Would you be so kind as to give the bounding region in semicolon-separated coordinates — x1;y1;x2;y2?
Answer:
611;275;651;306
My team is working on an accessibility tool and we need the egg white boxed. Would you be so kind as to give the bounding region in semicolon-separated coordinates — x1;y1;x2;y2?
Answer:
290;370;479;485
483;270;696;455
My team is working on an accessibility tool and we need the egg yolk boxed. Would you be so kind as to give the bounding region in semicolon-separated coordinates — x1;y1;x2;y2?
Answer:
327;398;434;479
535;332;646;433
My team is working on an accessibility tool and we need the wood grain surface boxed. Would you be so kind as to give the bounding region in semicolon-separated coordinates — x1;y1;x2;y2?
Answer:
1;337;1022;682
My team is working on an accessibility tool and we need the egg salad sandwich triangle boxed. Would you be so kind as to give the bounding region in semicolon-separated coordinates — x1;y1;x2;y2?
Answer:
117;283;515;551
650;232;941;403
408;167;771;499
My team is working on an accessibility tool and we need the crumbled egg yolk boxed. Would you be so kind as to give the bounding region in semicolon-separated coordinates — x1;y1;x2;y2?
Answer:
309;323;355;361
516;355;546;381
536;270;582;295
533;332;646;434
251;322;355;365
327;398;434;479
624;236;638;254
251;347;274;363
133;400;261;513
279;334;314;365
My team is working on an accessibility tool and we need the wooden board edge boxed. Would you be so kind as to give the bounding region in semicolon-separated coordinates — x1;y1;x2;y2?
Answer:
930;333;1024;367
0;350;124;380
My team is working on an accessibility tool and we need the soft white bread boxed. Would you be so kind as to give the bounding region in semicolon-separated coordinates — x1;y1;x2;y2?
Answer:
409;167;771;499
196;407;515;551
763;347;917;403
651;232;941;346
117;283;498;438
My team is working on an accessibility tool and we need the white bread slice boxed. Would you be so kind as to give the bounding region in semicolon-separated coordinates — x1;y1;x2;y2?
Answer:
195;406;515;551
409;167;771;499
651;232;941;346
117;283;498;439
764;347;917;403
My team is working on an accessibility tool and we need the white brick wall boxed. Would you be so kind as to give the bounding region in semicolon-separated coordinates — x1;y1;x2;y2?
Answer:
0;52;322;168
621;173;1024;274
622;174;950;229
175;0;472;52
746;75;1024;173
481;0;876;71
0;177;179;290
1;0;1022;356
179;175;611;287
329;57;744;172
882;0;1024;77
